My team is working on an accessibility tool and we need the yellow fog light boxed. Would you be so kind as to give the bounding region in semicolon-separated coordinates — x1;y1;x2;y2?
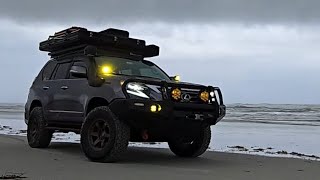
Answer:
150;105;157;112
101;65;113;75
171;88;182;101
200;91;209;102
150;104;162;112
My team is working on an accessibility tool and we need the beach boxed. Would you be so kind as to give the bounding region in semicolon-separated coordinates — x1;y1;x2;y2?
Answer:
0;104;320;180
1;103;319;160
0;135;319;180
0;103;319;179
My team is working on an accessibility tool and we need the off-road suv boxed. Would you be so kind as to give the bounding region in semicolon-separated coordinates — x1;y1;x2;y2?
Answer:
25;27;226;162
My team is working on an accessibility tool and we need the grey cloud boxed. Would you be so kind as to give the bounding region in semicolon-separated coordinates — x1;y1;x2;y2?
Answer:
0;16;319;104
0;0;320;24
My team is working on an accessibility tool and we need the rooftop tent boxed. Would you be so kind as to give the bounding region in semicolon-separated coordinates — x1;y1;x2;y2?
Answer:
39;27;160;58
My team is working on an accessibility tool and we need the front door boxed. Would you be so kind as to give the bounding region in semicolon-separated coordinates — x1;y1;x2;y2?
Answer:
47;60;90;126
58;61;89;123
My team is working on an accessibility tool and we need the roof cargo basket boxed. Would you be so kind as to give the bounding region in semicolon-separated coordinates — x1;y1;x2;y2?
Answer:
99;28;129;38
50;27;88;40
39;27;159;58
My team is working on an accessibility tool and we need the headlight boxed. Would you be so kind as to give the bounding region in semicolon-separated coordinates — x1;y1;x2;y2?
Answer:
126;83;150;99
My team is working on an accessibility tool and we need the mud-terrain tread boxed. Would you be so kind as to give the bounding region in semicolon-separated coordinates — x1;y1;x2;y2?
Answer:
80;106;130;163
27;107;52;148
168;126;211;157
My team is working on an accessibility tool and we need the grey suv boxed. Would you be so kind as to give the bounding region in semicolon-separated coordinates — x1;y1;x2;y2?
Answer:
25;27;226;162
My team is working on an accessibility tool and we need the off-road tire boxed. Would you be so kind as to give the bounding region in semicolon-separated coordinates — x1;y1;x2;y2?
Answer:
80;106;130;163
27;107;52;148
168;126;211;157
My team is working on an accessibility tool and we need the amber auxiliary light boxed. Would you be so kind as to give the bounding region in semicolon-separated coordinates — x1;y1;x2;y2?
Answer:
200;91;209;102
171;88;182;101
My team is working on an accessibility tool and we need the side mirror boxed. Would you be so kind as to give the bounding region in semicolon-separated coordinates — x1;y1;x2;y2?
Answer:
170;75;181;82
70;65;87;78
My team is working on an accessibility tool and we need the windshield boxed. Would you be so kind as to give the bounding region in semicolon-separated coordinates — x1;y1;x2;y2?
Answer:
95;56;170;81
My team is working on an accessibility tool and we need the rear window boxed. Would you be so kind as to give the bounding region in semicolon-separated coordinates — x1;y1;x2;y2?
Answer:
42;61;57;80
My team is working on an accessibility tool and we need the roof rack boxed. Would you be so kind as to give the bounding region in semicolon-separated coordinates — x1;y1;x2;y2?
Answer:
40;27;159;58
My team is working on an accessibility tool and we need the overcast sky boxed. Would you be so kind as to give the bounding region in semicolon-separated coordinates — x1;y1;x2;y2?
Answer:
0;0;319;104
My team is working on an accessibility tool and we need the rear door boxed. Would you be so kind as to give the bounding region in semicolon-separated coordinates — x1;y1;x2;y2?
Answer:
45;60;73;124
36;60;58;122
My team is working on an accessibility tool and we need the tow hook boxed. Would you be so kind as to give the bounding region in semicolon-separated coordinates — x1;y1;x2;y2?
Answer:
195;114;204;120
187;114;204;120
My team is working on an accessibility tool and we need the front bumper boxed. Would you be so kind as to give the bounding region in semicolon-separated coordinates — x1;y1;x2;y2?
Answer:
110;99;226;126
109;99;225;140
110;78;226;139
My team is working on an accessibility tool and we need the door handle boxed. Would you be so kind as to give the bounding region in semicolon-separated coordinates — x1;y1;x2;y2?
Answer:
42;86;49;90
61;86;69;90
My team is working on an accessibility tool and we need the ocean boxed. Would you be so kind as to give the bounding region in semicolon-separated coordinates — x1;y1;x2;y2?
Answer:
0;103;319;160
226;104;320;126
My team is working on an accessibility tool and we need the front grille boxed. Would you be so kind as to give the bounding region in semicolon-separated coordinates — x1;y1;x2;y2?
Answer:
180;88;202;103
168;87;206;104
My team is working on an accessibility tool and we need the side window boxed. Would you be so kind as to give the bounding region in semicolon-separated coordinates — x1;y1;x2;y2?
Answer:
53;62;72;80
42;61;57;80
70;61;88;79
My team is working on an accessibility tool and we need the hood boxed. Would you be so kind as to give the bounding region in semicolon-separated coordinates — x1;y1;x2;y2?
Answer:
172;81;205;87
115;75;207;88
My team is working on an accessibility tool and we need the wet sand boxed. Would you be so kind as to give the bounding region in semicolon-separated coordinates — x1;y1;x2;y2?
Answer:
0;135;319;180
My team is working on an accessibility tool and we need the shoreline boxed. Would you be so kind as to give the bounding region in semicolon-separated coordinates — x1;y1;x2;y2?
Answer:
1;135;319;180
1;122;320;162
